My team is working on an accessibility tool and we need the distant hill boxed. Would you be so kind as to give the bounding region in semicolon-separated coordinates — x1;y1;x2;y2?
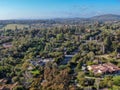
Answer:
90;14;120;21
56;14;120;22
0;14;120;25
53;14;120;24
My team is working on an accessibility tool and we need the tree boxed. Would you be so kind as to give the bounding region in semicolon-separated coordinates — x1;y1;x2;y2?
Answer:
113;76;120;86
77;72;86;86
87;51;95;60
57;33;64;40
104;36;112;52
13;86;24;90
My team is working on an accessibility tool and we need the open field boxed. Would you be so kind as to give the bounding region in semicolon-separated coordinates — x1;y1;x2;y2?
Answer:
0;24;29;30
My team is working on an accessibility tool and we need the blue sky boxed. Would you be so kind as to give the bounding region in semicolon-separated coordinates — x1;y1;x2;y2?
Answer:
0;0;120;19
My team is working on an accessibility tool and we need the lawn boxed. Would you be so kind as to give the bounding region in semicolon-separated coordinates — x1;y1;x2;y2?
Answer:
30;70;40;76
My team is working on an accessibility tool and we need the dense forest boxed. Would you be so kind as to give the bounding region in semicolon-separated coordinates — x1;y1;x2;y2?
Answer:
0;16;120;90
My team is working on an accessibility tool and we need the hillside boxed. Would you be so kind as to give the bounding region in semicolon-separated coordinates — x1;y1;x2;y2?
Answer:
0;14;120;25
91;14;120;21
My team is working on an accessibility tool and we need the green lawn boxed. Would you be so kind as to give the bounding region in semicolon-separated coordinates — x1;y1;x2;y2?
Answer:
30;70;40;76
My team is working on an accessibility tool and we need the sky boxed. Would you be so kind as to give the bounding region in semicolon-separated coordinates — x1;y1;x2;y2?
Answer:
0;0;120;19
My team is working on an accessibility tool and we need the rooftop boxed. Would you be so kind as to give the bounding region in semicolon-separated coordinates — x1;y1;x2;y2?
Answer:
88;63;120;75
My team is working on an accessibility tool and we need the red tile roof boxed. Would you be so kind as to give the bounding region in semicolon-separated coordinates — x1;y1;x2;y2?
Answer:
88;63;120;74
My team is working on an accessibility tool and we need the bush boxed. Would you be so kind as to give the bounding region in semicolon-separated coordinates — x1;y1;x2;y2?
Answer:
113;76;120;86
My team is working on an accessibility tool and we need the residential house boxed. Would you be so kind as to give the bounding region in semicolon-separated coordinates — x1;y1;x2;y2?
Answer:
0;79;7;85
0;78;18;90
116;53;120;59
3;43;12;48
87;63;120;75
30;58;54;66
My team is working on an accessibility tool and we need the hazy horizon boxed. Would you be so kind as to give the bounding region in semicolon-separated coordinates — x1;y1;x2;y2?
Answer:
0;0;120;20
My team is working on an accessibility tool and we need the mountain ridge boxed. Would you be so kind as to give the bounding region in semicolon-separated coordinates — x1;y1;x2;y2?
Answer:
0;14;120;24
90;14;120;21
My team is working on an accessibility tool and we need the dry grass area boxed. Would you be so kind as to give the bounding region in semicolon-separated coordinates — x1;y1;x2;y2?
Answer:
96;54;110;59
1;24;29;30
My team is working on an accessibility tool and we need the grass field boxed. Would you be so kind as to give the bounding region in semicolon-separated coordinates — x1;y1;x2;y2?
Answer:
1;24;29;30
